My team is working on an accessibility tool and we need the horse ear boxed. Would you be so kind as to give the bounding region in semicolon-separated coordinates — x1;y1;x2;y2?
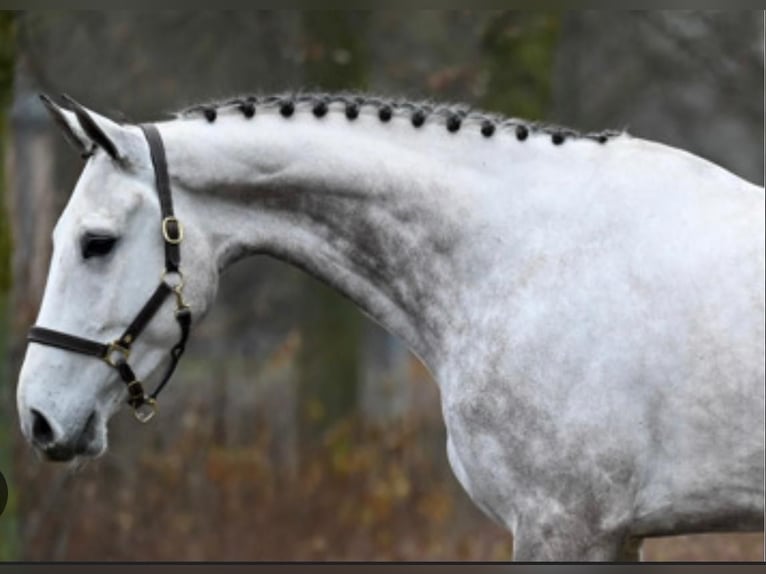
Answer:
40;93;141;165
60;94;122;160
39;93;93;158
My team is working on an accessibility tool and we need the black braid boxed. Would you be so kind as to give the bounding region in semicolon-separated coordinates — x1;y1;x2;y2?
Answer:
345;102;359;120
239;100;255;118
203;107;217;123
411;109;425;128
280;100;295;118
313;100;328;118
481;120;495;137
446;114;461;133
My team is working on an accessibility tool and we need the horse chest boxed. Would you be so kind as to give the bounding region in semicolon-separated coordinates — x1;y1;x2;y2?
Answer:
441;390;542;528
445;430;514;527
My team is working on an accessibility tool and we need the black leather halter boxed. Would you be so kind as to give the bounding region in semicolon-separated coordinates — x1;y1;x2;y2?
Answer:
27;124;192;423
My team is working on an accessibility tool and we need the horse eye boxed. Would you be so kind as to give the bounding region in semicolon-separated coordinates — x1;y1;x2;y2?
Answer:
81;233;117;259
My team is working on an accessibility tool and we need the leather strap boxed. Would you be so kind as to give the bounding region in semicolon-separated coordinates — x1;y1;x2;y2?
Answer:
140;123;181;273
28;326;108;358
149;305;191;400
117;281;174;348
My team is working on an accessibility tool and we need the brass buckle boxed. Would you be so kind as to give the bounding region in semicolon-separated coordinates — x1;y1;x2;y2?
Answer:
104;341;131;367
133;397;157;423
162;216;184;244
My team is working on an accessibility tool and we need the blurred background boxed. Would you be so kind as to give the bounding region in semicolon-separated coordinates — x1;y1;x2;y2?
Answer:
0;10;763;561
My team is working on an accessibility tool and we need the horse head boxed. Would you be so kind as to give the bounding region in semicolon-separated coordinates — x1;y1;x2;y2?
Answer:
17;96;216;462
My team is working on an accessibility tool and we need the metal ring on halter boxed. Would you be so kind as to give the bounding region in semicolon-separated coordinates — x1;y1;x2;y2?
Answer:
161;269;185;290
133;397;157;423
104;341;131;367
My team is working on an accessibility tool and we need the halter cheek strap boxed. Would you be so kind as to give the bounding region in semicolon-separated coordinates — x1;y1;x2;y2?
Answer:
27;124;191;423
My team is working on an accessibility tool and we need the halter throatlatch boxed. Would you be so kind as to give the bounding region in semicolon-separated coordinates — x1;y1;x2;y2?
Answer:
27;124;192;423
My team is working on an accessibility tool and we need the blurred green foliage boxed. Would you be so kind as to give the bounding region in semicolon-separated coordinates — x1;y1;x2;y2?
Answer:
303;11;369;92
480;12;560;121
0;10;19;562
0;12;13;294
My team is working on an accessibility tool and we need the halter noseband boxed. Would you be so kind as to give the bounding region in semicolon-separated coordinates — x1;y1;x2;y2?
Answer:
27;124;192;423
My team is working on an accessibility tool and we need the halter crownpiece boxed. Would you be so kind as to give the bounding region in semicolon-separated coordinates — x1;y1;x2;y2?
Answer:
27;124;192;423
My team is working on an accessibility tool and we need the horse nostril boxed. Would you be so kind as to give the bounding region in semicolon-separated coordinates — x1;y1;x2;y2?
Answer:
27;408;100;461
31;408;55;446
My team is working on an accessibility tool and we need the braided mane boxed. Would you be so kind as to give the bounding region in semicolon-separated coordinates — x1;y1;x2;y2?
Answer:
176;91;623;145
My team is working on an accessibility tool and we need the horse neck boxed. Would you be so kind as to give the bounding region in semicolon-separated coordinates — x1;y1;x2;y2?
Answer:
156;108;653;372
158;109;506;368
